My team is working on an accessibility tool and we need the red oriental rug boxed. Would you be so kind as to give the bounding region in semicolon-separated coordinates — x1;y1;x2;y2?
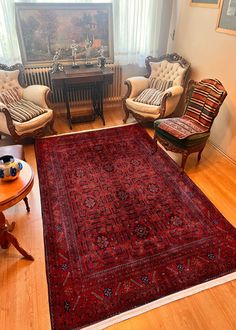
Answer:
35;124;236;330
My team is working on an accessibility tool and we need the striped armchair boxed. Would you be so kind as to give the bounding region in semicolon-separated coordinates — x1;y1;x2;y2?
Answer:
153;78;227;169
0;63;56;142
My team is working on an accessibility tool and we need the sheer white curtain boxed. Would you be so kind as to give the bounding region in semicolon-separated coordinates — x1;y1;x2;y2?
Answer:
0;0;171;66
0;0;21;64
113;0;168;65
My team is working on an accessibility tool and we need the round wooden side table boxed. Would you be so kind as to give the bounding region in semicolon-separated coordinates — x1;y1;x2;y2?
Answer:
0;160;34;260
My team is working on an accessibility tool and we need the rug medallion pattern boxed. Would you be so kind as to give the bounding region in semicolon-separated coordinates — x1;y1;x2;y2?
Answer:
35;125;236;329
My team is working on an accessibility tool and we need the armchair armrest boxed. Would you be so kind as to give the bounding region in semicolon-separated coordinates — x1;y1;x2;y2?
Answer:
164;85;184;97
124;77;150;99
22;85;51;108
160;86;184;118
0;102;12;119
0;101;8;110
0;102;16;137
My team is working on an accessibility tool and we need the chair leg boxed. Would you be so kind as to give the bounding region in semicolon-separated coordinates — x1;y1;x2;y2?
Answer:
152;132;158;154
181;151;189;169
123;111;129;123
122;102;130;123
197;147;205;162
49;120;57;135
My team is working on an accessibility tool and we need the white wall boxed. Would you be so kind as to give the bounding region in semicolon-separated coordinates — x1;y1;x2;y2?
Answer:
170;1;236;161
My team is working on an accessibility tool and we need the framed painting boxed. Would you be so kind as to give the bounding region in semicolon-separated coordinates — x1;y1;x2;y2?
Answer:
15;3;114;67
190;0;220;8
216;0;236;35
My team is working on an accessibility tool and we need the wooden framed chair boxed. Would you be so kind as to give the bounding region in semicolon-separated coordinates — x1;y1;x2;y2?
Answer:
123;53;190;123
0;63;56;142
153;78;227;169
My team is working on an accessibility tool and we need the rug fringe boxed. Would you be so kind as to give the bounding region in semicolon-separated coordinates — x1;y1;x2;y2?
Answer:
82;272;236;330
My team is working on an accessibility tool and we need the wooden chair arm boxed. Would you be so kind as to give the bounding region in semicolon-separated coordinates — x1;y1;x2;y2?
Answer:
0;106;19;141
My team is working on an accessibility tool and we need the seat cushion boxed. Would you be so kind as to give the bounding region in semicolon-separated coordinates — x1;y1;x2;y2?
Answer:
156;117;209;139
126;97;161;115
8;99;47;123
134;88;165;106
13;108;53;134
155;121;210;148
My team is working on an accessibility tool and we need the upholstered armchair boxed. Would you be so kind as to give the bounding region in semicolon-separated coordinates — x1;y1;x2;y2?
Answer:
123;53;190;123
153;78;227;169
0;63;56;142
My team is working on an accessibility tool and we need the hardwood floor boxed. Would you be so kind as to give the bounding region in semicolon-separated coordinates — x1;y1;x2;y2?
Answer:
0;107;235;330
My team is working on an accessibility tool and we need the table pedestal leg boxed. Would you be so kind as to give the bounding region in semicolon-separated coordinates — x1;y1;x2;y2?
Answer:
0;212;34;260
6;219;15;232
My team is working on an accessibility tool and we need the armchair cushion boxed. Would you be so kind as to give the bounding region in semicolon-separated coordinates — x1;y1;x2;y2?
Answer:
0;87;21;104
8;99;46;123
149;78;173;90
134;88;165;106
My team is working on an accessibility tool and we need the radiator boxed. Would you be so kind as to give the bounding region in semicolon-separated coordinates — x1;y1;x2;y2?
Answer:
24;64;122;105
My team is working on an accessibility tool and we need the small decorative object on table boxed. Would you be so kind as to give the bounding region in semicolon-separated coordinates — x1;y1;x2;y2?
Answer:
85;36;94;67
0;155;23;181
71;40;80;68
50;49;64;74
97;46;106;68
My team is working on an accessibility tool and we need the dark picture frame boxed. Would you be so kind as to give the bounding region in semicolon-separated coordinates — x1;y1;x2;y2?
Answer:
190;0;220;8
216;0;236;35
15;3;114;67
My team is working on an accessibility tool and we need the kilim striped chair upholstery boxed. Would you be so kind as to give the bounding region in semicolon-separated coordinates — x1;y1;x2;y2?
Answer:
0;63;56;142
153;78;227;169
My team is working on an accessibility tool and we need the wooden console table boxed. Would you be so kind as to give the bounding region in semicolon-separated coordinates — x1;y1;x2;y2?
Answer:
0;161;34;260
50;66;114;129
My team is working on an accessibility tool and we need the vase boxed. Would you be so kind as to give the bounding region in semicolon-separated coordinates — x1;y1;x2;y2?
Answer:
0;155;23;181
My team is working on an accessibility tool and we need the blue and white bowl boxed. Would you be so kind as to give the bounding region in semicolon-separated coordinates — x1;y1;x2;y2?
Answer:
0;155;23;181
